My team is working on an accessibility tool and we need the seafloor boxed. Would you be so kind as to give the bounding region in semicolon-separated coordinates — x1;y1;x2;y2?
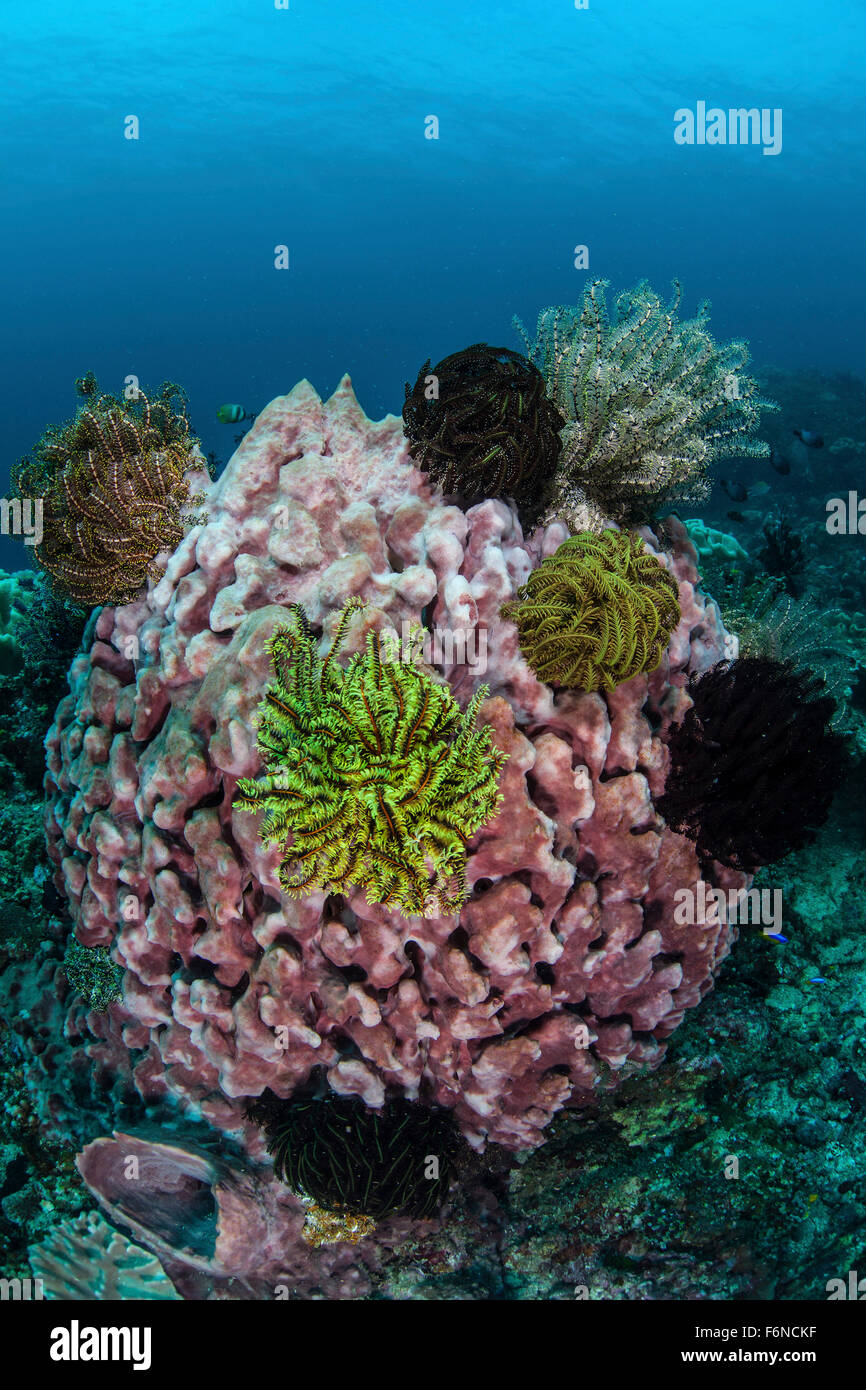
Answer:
1;363;864;1300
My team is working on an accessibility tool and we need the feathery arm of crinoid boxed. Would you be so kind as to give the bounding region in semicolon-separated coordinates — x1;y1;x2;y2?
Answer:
501;529;680;691
514;279;778;527
234;600;508;915
10;375;208;607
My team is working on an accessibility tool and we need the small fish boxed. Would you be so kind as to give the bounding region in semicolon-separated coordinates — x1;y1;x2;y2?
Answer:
793;428;824;448
726;510;745;523
42;879;66;914
751;480;771;497
720;479;748;502
217;404;256;425
766;932;788;943
770;448;791;476
809;976;828;984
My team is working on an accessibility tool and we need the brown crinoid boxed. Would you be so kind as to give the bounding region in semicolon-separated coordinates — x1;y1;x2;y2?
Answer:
12;379;208;607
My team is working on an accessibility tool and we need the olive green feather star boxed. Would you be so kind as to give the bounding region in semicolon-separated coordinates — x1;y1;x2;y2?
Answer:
501;529;680;691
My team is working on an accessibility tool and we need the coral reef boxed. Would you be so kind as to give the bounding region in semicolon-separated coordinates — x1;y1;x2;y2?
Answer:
4;360;865;1302
657;658;847;871
18;785;866;1306
70;1125;419;1295
501;529;680;690
0;571;89;960
0;1013;91;1284
0;572;24;677
29;1209;181;1299
516;279;776;527
11;379;211;606
402;344;564;513
682;519;750;571
38;378;741;1166
235;599;506;914
0;572;87;790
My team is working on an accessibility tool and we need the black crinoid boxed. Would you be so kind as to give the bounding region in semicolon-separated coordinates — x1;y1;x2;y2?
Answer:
248;1091;459;1220
656;658;847;872
402;343;565;517
757;514;806;597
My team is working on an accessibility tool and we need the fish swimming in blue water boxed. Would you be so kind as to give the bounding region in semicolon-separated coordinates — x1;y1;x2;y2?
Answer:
217;403;256;424
793;427;824;448
770;448;791;475
721;479;748;501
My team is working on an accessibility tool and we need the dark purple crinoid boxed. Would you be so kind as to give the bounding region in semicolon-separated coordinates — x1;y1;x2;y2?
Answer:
656;657;847;871
402;343;564;513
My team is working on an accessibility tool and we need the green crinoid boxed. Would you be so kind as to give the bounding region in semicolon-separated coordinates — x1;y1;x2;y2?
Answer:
501;529;681;691
235;599;507;916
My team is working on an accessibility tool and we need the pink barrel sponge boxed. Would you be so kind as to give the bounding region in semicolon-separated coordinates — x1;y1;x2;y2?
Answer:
44;376;745;1154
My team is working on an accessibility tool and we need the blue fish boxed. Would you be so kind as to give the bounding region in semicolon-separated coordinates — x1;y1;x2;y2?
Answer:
793;428;824;448
770;448;791;475
720;478;748;502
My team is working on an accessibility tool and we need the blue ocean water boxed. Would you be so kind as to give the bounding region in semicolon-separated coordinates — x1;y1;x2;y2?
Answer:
2;0;865;569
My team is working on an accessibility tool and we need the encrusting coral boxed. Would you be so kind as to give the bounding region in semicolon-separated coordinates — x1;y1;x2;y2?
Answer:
501;529;681;691
11;375;210;607
402;343;564;514
656;657;847;871
235;598;507;915
516;279;776;527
